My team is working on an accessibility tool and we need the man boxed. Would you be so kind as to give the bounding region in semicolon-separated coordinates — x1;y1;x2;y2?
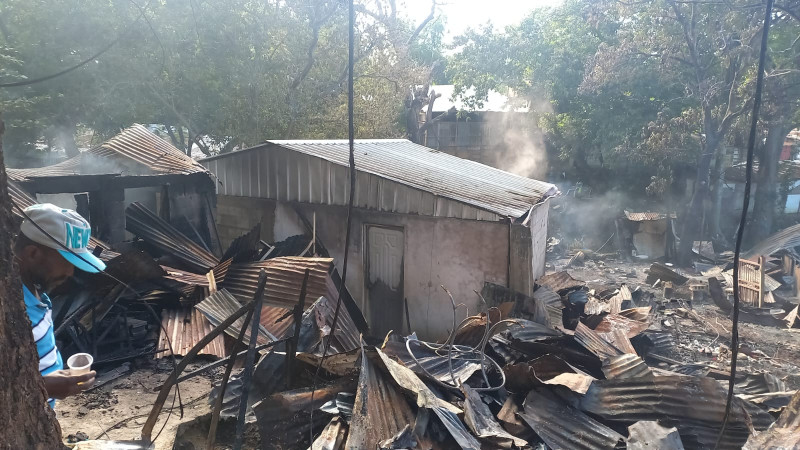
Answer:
14;203;107;407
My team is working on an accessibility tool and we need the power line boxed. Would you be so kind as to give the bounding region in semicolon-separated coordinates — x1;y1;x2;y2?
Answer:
715;0;775;447
0;2;150;88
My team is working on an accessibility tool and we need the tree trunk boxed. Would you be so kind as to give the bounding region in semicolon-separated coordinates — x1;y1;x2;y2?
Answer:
58;121;80;158
709;144;729;249
0;118;64;448
678;132;721;266
749;123;790;245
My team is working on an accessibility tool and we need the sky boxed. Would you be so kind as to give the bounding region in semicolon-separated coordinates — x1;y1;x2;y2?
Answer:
399;0;564;39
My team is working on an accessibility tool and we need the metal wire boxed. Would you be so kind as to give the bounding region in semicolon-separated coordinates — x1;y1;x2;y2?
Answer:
716;0;774;447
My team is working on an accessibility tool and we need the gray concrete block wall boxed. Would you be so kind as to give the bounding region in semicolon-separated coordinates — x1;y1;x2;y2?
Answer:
214;195;276;250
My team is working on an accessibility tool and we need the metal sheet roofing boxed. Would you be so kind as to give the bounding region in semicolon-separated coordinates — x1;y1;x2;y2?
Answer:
8;124;208;181
195;289;277;346
157;307;226;359
221;257;333;310
201;139;557;220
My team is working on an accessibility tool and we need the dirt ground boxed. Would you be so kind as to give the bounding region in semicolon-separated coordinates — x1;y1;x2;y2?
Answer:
59;358;222;450
58;257;800;449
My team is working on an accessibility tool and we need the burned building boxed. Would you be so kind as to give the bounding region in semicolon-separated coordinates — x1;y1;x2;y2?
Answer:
200;139;557;340
7;124;217;247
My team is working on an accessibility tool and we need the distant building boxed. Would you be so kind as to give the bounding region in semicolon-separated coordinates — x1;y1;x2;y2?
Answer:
419;85;536;171
201;139;557;340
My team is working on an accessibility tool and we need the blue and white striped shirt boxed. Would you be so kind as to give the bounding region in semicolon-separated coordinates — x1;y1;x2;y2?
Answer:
23;285;63;408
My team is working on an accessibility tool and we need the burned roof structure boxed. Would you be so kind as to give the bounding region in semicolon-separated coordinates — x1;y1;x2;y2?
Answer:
8;124;215;245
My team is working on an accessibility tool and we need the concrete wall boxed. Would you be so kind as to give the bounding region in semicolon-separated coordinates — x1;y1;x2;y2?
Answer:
215;195;276;250
216;195;515;341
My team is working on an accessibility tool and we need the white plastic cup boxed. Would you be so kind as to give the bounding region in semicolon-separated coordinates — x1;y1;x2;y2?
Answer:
67;353;93;376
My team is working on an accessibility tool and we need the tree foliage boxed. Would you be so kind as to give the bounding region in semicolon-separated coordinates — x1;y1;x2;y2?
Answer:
0;0;444;161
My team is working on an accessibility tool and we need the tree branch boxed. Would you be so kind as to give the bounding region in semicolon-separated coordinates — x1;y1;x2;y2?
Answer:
419;106;456;134
407;0;437;45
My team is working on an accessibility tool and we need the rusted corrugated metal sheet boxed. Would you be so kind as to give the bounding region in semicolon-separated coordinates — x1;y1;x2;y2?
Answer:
195;289;277;346
579;375;760;449
519;389;624;450
312;294;361;353
93;124;207;175
345;351;426;449
537;271;585;294
624;211;676;221
574;322;625;360
594;313;650;338
222;257;332;309
8;124;208;181
201;140;558;221
126;202;220;273
157;307;226;359
735;372;787;395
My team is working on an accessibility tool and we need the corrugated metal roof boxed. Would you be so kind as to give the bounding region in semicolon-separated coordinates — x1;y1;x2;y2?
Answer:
126;202;220;273
579;375;758;449
519;389;624;450
345;351;426;449
201;139;557;220
195;289;277;346
745;222;800;258
602;354;653;379
221;257;333;310
157;307;226;359
624;211;677;221
8;124;208;181
574;322;625;360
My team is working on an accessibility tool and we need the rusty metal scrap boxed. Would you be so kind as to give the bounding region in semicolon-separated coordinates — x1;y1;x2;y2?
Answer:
461;384;528;448
344;350;426;449
594;312;650;338
310;416;348;450
195;289;277;346
157;307;226;359
519;389;625;450
537;271;585;294
504;354;595;394
735;372;787;395
574;322;625;360
221;257;332;309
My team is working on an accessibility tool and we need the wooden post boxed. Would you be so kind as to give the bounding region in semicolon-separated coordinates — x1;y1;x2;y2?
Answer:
285;269;310;390
758;256;765;308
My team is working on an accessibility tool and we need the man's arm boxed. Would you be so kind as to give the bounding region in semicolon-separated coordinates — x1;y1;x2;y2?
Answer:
42;370;96;399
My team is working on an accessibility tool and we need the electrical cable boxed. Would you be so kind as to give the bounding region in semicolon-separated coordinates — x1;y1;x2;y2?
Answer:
10;200;184;444
308;0;356;442
0;1;151;88
715;0;774;447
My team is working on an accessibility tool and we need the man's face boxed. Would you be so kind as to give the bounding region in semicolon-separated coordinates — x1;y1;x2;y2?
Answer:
18;243;75;292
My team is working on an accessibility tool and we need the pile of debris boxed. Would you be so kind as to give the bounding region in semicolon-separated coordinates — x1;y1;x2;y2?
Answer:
10;178;366;382
159;265;799;449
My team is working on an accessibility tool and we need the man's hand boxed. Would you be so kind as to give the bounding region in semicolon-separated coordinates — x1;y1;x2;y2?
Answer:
43;370;96;399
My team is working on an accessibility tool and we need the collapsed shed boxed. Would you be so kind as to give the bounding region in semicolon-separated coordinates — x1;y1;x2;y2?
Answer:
619;211;678;260
200;139;557;339
7;124;217;247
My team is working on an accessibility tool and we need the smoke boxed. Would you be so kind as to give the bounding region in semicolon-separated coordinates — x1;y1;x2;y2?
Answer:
76;152;137;176
550;189;648;249
482;102;549;180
